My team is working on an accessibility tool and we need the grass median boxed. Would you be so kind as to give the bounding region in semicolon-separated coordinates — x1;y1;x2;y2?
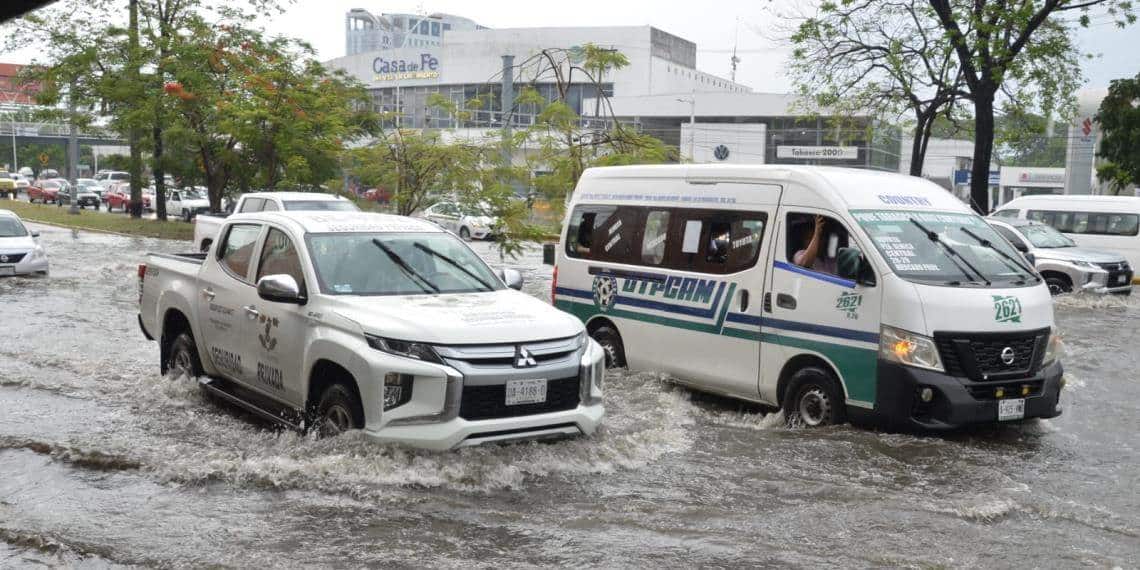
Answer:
1;199;194;241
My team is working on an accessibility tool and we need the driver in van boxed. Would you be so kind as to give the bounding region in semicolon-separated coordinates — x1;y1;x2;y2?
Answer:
793;214;837;273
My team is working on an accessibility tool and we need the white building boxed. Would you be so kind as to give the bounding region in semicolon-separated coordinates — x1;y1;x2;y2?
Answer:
345;11;484;55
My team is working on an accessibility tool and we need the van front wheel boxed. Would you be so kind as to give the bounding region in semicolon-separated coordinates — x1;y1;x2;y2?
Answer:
591;325;626;369
783;367;846;427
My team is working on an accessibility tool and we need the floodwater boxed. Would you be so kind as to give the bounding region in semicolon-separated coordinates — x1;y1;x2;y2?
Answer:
1;223;1137;568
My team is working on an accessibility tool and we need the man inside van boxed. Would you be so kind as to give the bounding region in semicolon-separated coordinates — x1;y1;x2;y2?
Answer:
793;214;837;273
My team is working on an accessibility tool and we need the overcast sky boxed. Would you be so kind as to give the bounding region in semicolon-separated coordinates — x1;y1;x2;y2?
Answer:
7;0;1137;92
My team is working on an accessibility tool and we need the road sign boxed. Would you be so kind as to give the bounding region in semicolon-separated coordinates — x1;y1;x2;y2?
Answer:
38;153;49;165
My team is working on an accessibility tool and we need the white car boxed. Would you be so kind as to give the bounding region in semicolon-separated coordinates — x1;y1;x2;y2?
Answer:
192;192;359;252
167;186;211;221
418;201;499;241
138;211;605;450
0;210;49;276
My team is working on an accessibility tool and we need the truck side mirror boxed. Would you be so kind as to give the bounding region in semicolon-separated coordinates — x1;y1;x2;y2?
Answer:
257;274;306;304
497;268;524;290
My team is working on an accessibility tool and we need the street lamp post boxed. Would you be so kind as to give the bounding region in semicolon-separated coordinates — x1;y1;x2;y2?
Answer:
67;79;79;215
676;92;695;162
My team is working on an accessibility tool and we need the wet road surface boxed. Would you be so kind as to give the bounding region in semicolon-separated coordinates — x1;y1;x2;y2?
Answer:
0;223;1137;568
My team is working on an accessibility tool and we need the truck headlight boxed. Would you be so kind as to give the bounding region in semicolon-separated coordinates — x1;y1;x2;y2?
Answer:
365;335;443;364
1042;326;1062;366
1072;260;1099;269
880;325;943;372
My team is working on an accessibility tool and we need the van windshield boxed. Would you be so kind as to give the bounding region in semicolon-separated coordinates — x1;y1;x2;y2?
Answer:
853;209;1035;287
306;232;503;295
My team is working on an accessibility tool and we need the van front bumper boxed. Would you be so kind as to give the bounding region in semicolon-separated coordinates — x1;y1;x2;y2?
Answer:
871;359;1063;429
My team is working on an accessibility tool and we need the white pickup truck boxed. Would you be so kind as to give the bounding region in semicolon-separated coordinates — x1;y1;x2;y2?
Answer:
192;192;359;252
138;211;605;450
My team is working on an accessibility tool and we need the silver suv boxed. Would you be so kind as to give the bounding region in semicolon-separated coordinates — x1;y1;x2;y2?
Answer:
988;218;1132;296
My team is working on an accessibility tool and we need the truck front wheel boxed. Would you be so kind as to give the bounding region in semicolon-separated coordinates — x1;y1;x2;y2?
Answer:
312;383;364;437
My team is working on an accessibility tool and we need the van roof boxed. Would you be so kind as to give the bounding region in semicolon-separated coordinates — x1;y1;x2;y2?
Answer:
228;211;442;235
245;191;348;201
577;164;970;213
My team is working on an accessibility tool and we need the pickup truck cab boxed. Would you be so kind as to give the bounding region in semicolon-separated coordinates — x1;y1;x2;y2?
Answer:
138;211;605;450
167;187;210;221
193;192;358;252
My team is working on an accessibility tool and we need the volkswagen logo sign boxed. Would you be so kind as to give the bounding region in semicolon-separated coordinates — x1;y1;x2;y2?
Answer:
1000;346;1016;366
514;346;537;368
713;144;730;161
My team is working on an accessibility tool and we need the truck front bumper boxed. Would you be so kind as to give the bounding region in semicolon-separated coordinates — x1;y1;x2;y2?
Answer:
870;359;1063;429
364;402;604;451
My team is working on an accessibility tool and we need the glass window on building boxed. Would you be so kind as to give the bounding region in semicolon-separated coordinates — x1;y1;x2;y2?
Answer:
443;23;451;31
431;22;440;36
419;20;429;34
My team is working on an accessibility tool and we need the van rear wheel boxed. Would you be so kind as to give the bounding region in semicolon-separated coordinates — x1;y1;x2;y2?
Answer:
591;324;626;368
783;367;846;427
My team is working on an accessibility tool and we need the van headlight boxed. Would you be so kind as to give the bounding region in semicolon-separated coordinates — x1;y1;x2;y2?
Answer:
879;325;943;372
365;335;443;364
1042;326;1062;366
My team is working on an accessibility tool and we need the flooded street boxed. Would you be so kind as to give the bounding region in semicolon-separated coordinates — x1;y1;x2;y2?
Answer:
1;223;1137;568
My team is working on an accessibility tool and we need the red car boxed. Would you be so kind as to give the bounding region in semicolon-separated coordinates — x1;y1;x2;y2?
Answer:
27;180;63;203
105;183;152;212
363;187;391;204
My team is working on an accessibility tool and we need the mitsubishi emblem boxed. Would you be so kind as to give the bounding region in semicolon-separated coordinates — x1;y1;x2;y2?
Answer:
1000;346;1016;366
0;255;7;263
514;346;537;368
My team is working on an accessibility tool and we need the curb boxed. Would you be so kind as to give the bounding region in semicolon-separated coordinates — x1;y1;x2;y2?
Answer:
21;218;189;240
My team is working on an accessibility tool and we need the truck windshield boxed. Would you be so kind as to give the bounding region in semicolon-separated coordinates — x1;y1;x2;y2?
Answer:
853;209;1035;287
306;232;503;296
1017;224;1075;248
283;200;359;212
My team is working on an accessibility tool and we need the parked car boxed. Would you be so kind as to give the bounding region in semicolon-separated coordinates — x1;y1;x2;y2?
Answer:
17;167;34;179
417;200;499;241
57;185;102;209
192;192;358;252
167;186;210;221
95;170;130;193
137;211;605;450
0;173;15;198
12;174;30;192
75;178;104;199
992;195;1140;283
987;218;1132;295
362;187;392;204
27;180;63;203
104;182;136;211
0;209;49;275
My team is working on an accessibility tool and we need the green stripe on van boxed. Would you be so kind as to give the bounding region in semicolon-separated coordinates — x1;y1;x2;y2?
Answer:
760;332;878;404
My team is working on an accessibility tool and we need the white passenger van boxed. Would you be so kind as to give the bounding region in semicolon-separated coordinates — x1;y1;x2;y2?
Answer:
553;165;1064;429
992;195;1140;283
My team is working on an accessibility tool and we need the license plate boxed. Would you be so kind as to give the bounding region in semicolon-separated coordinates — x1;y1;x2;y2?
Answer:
998;398;1025;421
0;266;14;275
505;378;547;406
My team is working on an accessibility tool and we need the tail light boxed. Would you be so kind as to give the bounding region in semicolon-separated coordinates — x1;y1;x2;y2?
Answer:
551;264;558;305
137;263;147;304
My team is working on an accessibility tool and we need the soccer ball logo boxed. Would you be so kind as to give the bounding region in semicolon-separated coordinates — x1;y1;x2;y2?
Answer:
592;275;618;312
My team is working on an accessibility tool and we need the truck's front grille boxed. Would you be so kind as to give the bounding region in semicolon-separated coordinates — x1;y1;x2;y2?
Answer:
459;376;580;420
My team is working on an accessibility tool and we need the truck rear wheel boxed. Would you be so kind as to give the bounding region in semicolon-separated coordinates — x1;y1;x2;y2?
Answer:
783;366;846;427
165;331;203;379
312;383;364;437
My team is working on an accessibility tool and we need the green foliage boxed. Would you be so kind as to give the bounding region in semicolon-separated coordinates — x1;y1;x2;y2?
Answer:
1095;72;1140;194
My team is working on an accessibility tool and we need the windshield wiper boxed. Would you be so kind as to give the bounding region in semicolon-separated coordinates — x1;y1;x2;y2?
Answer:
371;238;440;294
959;227;1041;282
413;242;495;291
909;218;990;286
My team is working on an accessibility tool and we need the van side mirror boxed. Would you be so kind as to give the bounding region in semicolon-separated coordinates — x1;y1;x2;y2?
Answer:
257;274;306;304
837;247;875;286
497;268;524;290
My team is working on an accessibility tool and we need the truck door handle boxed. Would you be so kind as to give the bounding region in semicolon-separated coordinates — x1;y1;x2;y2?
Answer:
243;305;260;319
739;289;750;312
202;288;215;300
776;293;797;310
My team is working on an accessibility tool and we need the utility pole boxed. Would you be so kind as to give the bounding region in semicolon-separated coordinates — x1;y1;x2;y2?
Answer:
67;78;80;215
501;54;515;168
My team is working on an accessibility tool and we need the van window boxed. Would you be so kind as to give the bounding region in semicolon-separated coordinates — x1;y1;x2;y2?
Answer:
991;209;1019;219
675;211;768;274
1028;209;1140;236
566;206;639;263
786;213;849;275
640;210;670;265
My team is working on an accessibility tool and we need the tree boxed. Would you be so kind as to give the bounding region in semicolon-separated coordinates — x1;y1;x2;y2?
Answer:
788;1;966;176
1095;72;1140;195
928;0;1135;212
349;129;482;217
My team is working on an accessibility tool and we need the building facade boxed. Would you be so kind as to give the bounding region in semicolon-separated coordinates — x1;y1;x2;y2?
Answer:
345;10;484;55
